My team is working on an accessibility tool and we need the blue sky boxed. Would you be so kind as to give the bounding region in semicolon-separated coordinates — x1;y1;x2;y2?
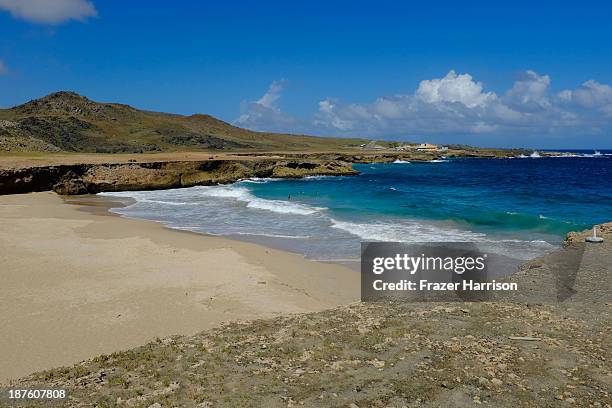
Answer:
1;1;611;148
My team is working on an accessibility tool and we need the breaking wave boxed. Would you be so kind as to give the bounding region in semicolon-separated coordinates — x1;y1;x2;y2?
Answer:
101;185;326;216
329;219;555;259
198;186;325;215
330;219;485;242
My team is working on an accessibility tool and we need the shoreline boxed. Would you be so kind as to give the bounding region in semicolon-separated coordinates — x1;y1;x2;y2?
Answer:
0;192;360;382
1;155;608;385
0;149;558;196
69;193;363;271
91;187;563;274
93;178;571;270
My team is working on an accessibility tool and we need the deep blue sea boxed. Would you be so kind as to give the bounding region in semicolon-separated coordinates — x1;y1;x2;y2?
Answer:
100;150;611;263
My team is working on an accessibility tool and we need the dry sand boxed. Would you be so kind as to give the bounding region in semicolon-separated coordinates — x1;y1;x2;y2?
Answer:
0;192;359;382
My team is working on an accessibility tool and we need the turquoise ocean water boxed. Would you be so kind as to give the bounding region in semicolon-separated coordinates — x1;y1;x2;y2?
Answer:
100;151;611;264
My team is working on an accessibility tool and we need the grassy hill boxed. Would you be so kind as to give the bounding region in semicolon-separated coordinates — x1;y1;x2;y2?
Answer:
0;92;366;153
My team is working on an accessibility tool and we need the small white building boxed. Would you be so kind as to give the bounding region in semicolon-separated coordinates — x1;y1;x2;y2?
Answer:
416;143;438;151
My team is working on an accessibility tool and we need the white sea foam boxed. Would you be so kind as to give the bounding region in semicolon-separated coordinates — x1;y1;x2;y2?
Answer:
548;151;606;158
429;159;448;163
139;199;197;206
198;186;326;215
100;188;200;202
101;185;326;216
302;175;336;180
529;151;541;158
579;151;605;158
230;232;311;239
330;219;485;242
99;190;191;208
329;219;555;259
100;184;558;262
240;177;282;183
393;159;411;164
198;185;248;199
240;178;268;184
246;198;324;215
491;238;555;249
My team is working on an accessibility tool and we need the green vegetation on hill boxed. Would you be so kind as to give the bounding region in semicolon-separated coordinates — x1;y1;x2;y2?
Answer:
0;92;366;153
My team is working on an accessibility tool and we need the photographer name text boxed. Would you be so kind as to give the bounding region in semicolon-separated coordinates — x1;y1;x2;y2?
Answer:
372;279;518;291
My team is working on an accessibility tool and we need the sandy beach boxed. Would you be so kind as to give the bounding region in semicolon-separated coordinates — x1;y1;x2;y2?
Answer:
0;192;359;382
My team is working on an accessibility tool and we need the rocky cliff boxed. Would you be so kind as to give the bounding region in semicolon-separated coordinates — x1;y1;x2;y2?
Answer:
0;158;357;195
0;147;543;196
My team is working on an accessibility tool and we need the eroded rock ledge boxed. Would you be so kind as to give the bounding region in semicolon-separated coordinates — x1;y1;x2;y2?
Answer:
0;159;357;195
0;147;566;196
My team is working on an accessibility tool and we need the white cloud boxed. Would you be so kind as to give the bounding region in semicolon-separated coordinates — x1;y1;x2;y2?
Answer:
236;70;612;142
313;71;519;136
416;70;496;108
557;80;612;118
315;100;357;131
505;70;552;110
256;79;287;108
573;80;612;107
556;89;573;103
0;60;7;75
313;70;606;137
0;0;97;24
235;79;301;132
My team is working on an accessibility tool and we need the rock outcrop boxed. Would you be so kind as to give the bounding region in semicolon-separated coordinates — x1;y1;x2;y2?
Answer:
0;159;357;195
564;221;612;245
